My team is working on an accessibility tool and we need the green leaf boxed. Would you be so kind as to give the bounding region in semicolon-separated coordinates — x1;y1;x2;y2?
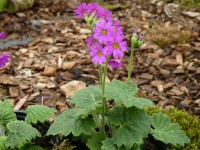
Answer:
0;136;6;150
47;108;96;136
19;143;44;150
151;112;190;146
109;106;151;149
101;138;118;150
6;120;41;149
0;100;16;126
25;105;56;124
105;80;153;108
101;138;128;150
86;132;107;150
71;86;102;114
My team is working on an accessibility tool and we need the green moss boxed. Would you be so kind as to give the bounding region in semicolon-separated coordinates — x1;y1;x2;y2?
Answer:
161;0;200;10
146;106;200;150
146;24;191;48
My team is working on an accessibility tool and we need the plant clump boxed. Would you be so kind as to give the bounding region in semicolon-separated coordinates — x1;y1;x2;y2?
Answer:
145;24;191;48
146;106;200;150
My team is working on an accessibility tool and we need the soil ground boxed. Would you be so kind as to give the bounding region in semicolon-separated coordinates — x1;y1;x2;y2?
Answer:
0;0;200;117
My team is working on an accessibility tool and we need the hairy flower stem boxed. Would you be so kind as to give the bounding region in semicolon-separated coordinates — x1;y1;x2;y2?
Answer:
103;58;113;137
99;65;105;133
128;47;134;81
92;113;102;132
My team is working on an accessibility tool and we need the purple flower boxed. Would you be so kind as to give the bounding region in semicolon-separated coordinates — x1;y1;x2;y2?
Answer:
0;53;10;68
104;35;127;59
74;3;88;18
109;59;123;69
85;34;98;49
87;3;103;17
0;32;6;39
93;20;114;44
89;43;107;64
98;9;113;21
113;20;123;36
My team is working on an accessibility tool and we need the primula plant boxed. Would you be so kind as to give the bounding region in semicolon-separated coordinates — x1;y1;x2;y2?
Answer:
47;3;190;150
0;100;56;149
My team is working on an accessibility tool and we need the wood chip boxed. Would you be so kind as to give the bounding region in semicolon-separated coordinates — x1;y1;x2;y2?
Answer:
60;80;86;98
43;66;57;76
0;74;19;85
176;53;183;65
140;73;153;80
151;80;165;86
14;95;28;110
9;87;19;97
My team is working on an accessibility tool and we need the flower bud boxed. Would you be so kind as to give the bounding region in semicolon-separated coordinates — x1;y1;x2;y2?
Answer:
131;29;143;48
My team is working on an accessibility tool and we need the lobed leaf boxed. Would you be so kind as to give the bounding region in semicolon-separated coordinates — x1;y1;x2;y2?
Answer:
25;105;56;124
151;112;190;147
71;86;102;114
0;136;6;150
6;120;41;149
47;108;96;137
105;80;153;108
86;132;107;150
101;138;128;150
109;106;151;149
0;100;16;126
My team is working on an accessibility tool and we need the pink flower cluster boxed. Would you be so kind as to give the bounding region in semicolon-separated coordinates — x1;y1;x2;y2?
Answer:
74;3;112;21
75;3;127;69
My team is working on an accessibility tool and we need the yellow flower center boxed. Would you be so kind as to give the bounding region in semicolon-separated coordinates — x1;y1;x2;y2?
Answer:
97;52;102;56
101;29;107;35
112;43;119;49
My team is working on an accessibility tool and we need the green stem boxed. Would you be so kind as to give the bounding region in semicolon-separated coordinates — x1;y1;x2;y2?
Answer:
92;113;102;132
99;65;105;133
99;65;103;90
102;57;113;137
128;47;134;81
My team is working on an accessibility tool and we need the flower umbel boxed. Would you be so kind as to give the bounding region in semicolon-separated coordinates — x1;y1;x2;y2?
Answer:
0;53;10;68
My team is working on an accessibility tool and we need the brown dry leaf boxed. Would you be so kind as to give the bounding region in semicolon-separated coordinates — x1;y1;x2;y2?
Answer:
60;80;86;98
